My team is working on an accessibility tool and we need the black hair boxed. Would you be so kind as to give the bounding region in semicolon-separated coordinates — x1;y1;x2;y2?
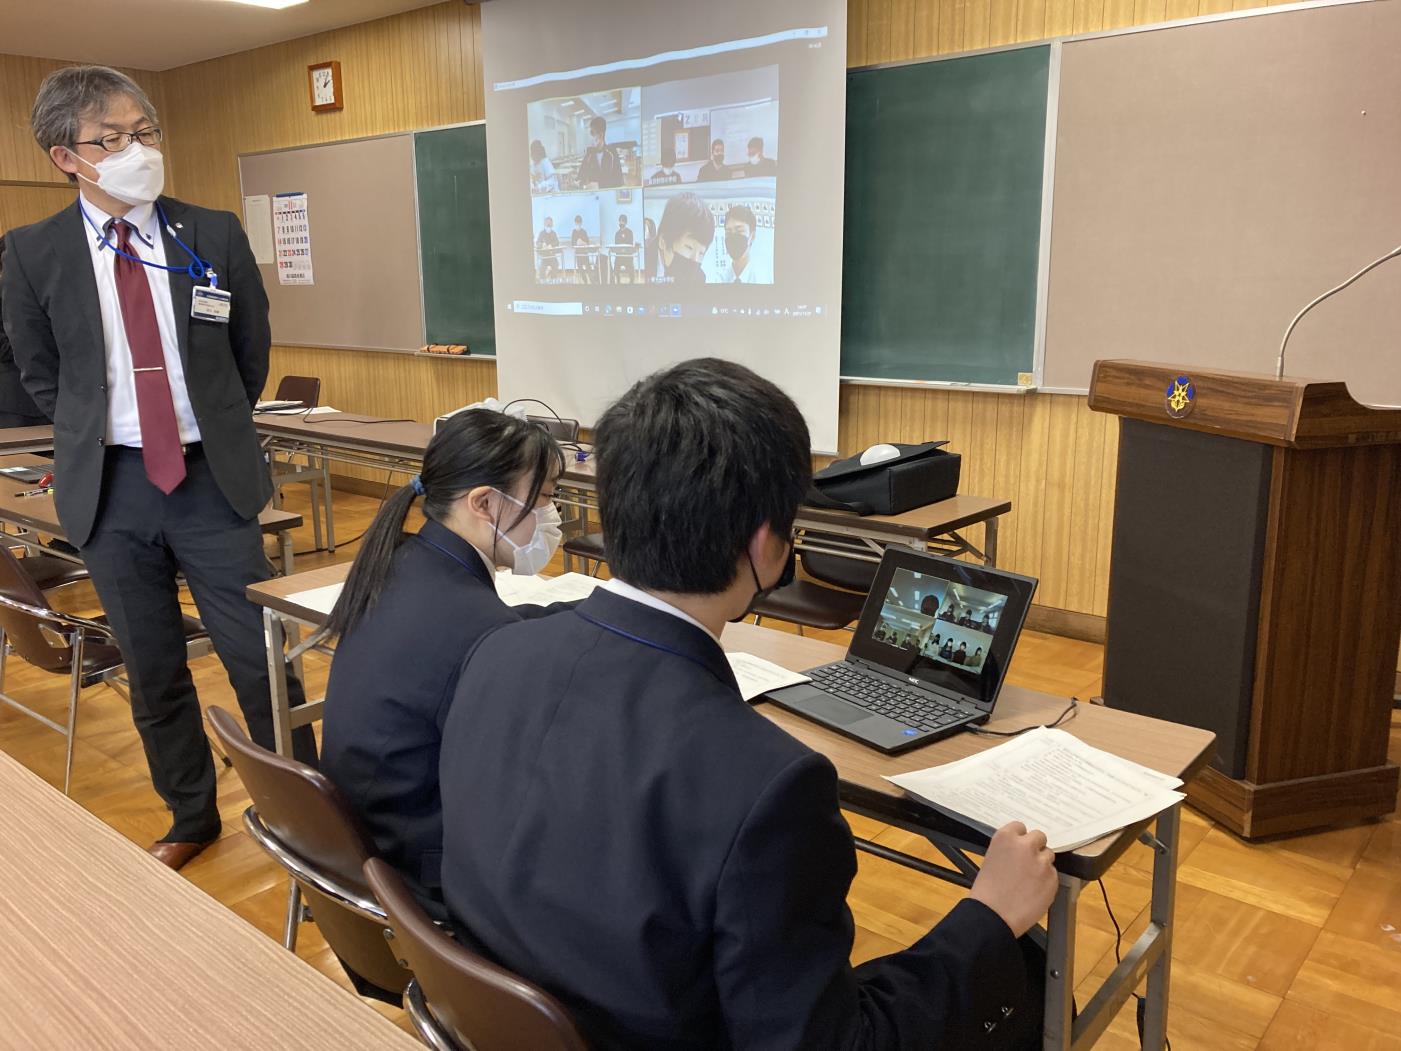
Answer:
725;204;756;237
325;410;563;639
573;214;582;223
529;139;546;162
657;192;715;252
594;358;809;594
748;136;764;152
589;115;607;138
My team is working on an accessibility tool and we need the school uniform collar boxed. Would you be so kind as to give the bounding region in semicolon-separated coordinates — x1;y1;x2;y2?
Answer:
601;578;719;642
413;519;495;589
574;588;739;696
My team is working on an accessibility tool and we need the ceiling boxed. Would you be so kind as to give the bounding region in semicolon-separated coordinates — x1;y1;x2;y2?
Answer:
2;0;452;72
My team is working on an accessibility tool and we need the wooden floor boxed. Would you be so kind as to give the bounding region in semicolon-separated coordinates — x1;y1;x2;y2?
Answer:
2;486;1398;1049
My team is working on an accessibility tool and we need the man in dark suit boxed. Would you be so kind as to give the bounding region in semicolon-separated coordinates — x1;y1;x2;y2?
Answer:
0;239;49;428
439;358;1054;1049
1;65;315;869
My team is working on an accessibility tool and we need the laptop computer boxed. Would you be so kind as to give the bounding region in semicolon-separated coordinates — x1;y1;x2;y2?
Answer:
762;548;1037;754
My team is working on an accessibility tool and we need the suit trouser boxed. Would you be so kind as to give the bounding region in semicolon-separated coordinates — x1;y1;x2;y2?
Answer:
79;445;318;842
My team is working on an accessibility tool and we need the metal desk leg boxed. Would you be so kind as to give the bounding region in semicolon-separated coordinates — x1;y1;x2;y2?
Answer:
985;517;1000;566
263;607;294;758
1043;875;1082;1050
279;529;294;576
282;880;303;951
1141;806;1181;1050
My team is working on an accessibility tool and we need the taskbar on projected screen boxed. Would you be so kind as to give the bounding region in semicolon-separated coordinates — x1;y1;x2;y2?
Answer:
508;301;828;318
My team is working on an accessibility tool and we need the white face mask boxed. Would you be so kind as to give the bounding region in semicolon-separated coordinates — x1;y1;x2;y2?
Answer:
493;490;563;576
76;142;165;206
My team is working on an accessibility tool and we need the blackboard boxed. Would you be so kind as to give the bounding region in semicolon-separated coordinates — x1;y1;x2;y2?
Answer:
841;45;1051;385
415;122;496;356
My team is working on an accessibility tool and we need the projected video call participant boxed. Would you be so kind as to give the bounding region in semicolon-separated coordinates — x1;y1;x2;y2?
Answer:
570;215;595;284
745;136;778;177
968;647;984;670
954;642;968;665
612;214;636;283
696;138;730;182
939;638;956;660
648;192;714;286
536;217;560;281
719;204;771;285
648;147;683;186
577;115;623;190
529;139;558;194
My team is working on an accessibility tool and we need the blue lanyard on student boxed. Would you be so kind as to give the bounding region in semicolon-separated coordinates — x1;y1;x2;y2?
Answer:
416;534;492;584
79;200;217;288
575;607;738;692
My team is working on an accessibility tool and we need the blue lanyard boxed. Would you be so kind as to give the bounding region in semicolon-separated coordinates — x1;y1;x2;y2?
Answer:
416;534;492;584
575;607;738;693
80;201;216;288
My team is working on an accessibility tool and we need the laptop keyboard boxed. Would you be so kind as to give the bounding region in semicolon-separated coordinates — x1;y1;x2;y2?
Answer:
808;663;969;733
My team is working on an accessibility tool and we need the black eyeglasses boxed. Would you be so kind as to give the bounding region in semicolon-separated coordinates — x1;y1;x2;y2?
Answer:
72;127;163;153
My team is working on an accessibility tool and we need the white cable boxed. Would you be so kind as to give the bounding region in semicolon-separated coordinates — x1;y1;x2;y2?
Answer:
1276;243;1401;379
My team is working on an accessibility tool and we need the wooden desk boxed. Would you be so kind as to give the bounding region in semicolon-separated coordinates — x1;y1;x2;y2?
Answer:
0;424;55;455
0;748;421;1049
0;454;303;575
248;564;1214;1051
254;415;1012;567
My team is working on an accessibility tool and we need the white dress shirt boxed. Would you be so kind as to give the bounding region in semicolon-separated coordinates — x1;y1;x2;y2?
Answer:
603;577;721;643
78;194;201;447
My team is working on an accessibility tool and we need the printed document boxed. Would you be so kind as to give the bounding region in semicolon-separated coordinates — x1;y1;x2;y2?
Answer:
725;652;812;702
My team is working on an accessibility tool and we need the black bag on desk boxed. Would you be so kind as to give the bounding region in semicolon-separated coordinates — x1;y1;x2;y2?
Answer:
808;441;961;516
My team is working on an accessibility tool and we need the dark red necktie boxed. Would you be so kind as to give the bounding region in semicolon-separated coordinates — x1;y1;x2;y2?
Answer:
112;221;186;494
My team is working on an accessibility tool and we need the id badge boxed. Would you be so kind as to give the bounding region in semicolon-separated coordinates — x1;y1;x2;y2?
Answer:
192;285;232;324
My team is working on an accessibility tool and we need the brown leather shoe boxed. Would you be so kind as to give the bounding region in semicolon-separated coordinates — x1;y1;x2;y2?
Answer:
148;839;215;871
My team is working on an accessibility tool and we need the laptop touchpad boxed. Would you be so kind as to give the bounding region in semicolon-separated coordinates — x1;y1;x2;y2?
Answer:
789;688;871;727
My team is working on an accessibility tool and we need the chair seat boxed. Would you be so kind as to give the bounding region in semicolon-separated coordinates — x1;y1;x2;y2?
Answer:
750;579;868;631
16;554;90;591
562;532;607;561
77;614;209;687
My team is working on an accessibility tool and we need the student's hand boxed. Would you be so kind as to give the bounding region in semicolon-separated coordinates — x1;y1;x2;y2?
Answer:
969;821;1058;938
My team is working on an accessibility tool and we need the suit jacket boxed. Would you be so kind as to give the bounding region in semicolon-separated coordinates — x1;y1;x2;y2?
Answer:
0;238;47;426
0;196;273;546
321;520;564;911
439;588;1037;1050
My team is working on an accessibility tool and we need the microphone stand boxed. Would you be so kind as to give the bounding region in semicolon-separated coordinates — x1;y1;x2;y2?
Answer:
1276;243;1401;380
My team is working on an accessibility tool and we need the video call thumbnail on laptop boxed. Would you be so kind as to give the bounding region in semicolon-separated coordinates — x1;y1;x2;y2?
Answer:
763;548;1038;754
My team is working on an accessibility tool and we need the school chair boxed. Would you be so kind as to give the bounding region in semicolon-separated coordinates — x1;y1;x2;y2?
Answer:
365;857;589;1051
206;706;409;1005
750;531;879;633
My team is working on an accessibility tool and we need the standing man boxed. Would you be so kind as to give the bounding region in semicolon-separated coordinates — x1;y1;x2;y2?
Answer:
576;116;623;190
536;216;560;281
612;214;636;284
1;65;316;869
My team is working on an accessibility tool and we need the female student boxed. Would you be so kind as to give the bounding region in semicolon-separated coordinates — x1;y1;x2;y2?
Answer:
320;407;566;916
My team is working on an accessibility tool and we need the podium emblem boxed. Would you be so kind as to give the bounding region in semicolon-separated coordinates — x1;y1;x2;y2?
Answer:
1165;375;1196;418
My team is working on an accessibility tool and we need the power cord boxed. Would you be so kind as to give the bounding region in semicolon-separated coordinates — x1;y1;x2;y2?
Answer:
1097;880;1171;1051
967;697;1079;738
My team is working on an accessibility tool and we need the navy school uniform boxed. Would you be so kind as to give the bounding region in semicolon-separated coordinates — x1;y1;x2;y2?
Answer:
439;587;1044;1050
321;518;566;912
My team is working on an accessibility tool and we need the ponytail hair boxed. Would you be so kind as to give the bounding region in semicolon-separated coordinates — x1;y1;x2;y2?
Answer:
324;408;564;639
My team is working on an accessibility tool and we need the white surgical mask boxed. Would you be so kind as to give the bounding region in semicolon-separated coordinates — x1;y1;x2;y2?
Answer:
76;142;165;206
493;490;563;576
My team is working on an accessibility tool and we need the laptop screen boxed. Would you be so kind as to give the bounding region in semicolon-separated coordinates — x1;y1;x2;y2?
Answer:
847;549;1037;710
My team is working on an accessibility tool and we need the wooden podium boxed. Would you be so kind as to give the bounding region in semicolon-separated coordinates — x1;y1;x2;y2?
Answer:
1088;360;1401;838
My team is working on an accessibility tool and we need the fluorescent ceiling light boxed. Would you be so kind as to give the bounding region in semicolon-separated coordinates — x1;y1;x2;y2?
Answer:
212;0;310;10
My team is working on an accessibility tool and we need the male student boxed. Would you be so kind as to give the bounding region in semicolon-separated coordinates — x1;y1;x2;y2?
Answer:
745;136;778;177
577;115;623;190
439;358;1054;1050
612;214;636;283
536;217;560;280
647;147;683;186
646;192;714;285
695;138;731;182
1;65;315;869
569;215;595;284
718;204;771;285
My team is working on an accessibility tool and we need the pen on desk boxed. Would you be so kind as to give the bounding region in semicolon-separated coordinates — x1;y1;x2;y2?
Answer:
15;485;55;498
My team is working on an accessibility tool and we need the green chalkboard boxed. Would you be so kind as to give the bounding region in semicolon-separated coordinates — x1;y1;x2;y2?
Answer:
415;123;495;355
841;46;1050;384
